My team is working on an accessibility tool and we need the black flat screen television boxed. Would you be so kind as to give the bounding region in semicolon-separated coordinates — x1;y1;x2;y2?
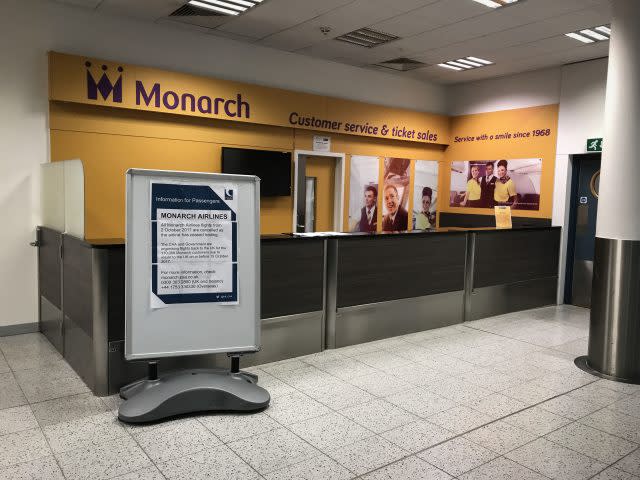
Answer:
221;147;292;197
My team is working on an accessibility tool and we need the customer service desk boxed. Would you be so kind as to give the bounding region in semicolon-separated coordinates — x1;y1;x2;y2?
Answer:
36;226;560;395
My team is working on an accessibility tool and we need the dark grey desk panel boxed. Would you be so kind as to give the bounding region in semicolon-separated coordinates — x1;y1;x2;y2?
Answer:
473;228;561;289
336;233;467;308
38;227;62;309
261;238;324;318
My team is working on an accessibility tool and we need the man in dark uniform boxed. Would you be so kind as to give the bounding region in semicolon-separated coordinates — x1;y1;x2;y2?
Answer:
382;184;408;232
480;161;497;208
357;185;378;232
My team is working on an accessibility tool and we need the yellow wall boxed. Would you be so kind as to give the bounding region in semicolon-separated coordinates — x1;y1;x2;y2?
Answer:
443;104;559;219
50;102;446;239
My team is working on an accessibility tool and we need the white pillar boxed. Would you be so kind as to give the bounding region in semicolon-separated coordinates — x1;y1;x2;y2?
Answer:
586;0;640;382
596;0;640;240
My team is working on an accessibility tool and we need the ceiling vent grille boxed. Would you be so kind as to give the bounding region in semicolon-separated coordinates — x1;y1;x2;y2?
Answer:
170;4;222;16
335;28;399;48
174;0;264;17
375;57;427;72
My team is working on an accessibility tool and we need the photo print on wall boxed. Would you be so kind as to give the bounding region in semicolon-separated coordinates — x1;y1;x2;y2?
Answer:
382;158;411;232
413;160;439;230
348;155;380;232
450;158;542;211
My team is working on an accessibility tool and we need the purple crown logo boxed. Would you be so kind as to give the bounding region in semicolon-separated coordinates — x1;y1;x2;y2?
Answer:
86;61;123;103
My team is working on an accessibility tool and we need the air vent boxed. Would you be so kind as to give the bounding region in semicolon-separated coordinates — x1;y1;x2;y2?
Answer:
175;0;264;17
170;4;222;16
335;28;399;48
375;58;427;72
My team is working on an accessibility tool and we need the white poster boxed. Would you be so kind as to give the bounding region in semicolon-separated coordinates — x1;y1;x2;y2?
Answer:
150;182;239;308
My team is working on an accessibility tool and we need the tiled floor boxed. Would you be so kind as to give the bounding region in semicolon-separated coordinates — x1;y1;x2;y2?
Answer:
1;305;639;479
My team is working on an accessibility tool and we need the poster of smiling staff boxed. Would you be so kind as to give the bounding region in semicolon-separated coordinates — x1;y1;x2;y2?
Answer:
382;158;411;232
413;160;439;230
449;158;542;211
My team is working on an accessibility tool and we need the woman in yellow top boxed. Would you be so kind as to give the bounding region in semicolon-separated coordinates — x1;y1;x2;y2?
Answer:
461;164;482;207
494;159;518;207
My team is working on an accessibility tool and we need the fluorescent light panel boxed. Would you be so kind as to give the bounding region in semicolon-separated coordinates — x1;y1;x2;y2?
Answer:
187;0;261;16
438;56;493;72
471;0;520;8
565;24;610;43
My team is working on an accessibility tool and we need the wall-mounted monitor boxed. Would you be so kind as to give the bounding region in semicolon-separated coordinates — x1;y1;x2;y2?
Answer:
221;147;292;197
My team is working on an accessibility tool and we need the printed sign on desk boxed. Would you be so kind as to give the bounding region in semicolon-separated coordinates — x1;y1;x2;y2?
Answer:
150;182;239;308
495;206;513;229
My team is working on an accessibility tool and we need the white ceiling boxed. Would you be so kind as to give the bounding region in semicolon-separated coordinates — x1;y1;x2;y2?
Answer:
52;0;612;85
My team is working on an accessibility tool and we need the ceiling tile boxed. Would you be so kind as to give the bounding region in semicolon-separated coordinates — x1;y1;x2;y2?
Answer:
98;0;183;20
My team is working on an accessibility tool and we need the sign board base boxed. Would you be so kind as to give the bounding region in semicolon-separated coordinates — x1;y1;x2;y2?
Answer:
117;369;270;423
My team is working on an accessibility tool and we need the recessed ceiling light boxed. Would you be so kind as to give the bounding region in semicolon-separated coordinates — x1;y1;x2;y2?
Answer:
438;63;463;71
438;56;493;72
471;0;520;8
187;0;262;16
335;28;399;48
565;25;610;43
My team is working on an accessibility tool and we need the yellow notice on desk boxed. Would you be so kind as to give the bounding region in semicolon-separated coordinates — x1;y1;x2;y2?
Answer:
495;206;513;229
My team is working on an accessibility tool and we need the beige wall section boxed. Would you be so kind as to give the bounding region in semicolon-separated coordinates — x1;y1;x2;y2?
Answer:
50;103;447;239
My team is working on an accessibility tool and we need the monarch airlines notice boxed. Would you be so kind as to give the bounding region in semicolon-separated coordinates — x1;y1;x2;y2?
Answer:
150;181;239;308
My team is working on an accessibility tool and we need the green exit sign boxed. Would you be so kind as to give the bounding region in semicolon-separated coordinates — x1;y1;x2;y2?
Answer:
587;138;603;152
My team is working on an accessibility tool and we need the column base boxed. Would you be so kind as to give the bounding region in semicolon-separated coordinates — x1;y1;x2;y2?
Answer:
575;356;640;385
587;237;640;382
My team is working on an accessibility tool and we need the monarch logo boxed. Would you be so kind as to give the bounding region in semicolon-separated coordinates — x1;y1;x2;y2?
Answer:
224;189;234;200
86;61;123;103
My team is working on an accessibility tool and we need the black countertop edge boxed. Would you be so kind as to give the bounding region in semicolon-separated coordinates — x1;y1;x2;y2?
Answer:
58;225;560;247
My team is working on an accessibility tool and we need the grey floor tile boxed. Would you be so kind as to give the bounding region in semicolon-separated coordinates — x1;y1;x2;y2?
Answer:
299;350;349;367
0;455;64;480
324;435;407;476
301;381;375;410
263;453;354;480
255;371;296;398
134;418;222;463
335;342;385;358
427;405;493;435
0;334;57;357
111;465;166;480
531;370;596;394
425;377;494;404
0;372;27;409
227;427;320;474
387;362;446;387
0;427;51;468
595;379;640;395
467;393;528;418
501;381;559;405
315;358;379;381
503;405;572;435
609;395;640;419
381;419;455;453
579;408;640;443
464;420;538;455
158;444;260;480
505;437;607;479
569;382;630;406
43;411;129;453
13;361;89;403
101;393;124;413
259;358;309;376
361;455;452;480
545;422;637;464
263;391;330;425
592;466;640;480
352;351;413;371
348;372;413;397
538;394;602;420
614;448;640;476
199;411;280;443
418;436;498;477
0;353;8;374
384;387;458;418
0;405;38;435
339;398;419;433
31;392;109;427
2;349;63;372
55;435;151;480
288;412;374;451
459;456;548;480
